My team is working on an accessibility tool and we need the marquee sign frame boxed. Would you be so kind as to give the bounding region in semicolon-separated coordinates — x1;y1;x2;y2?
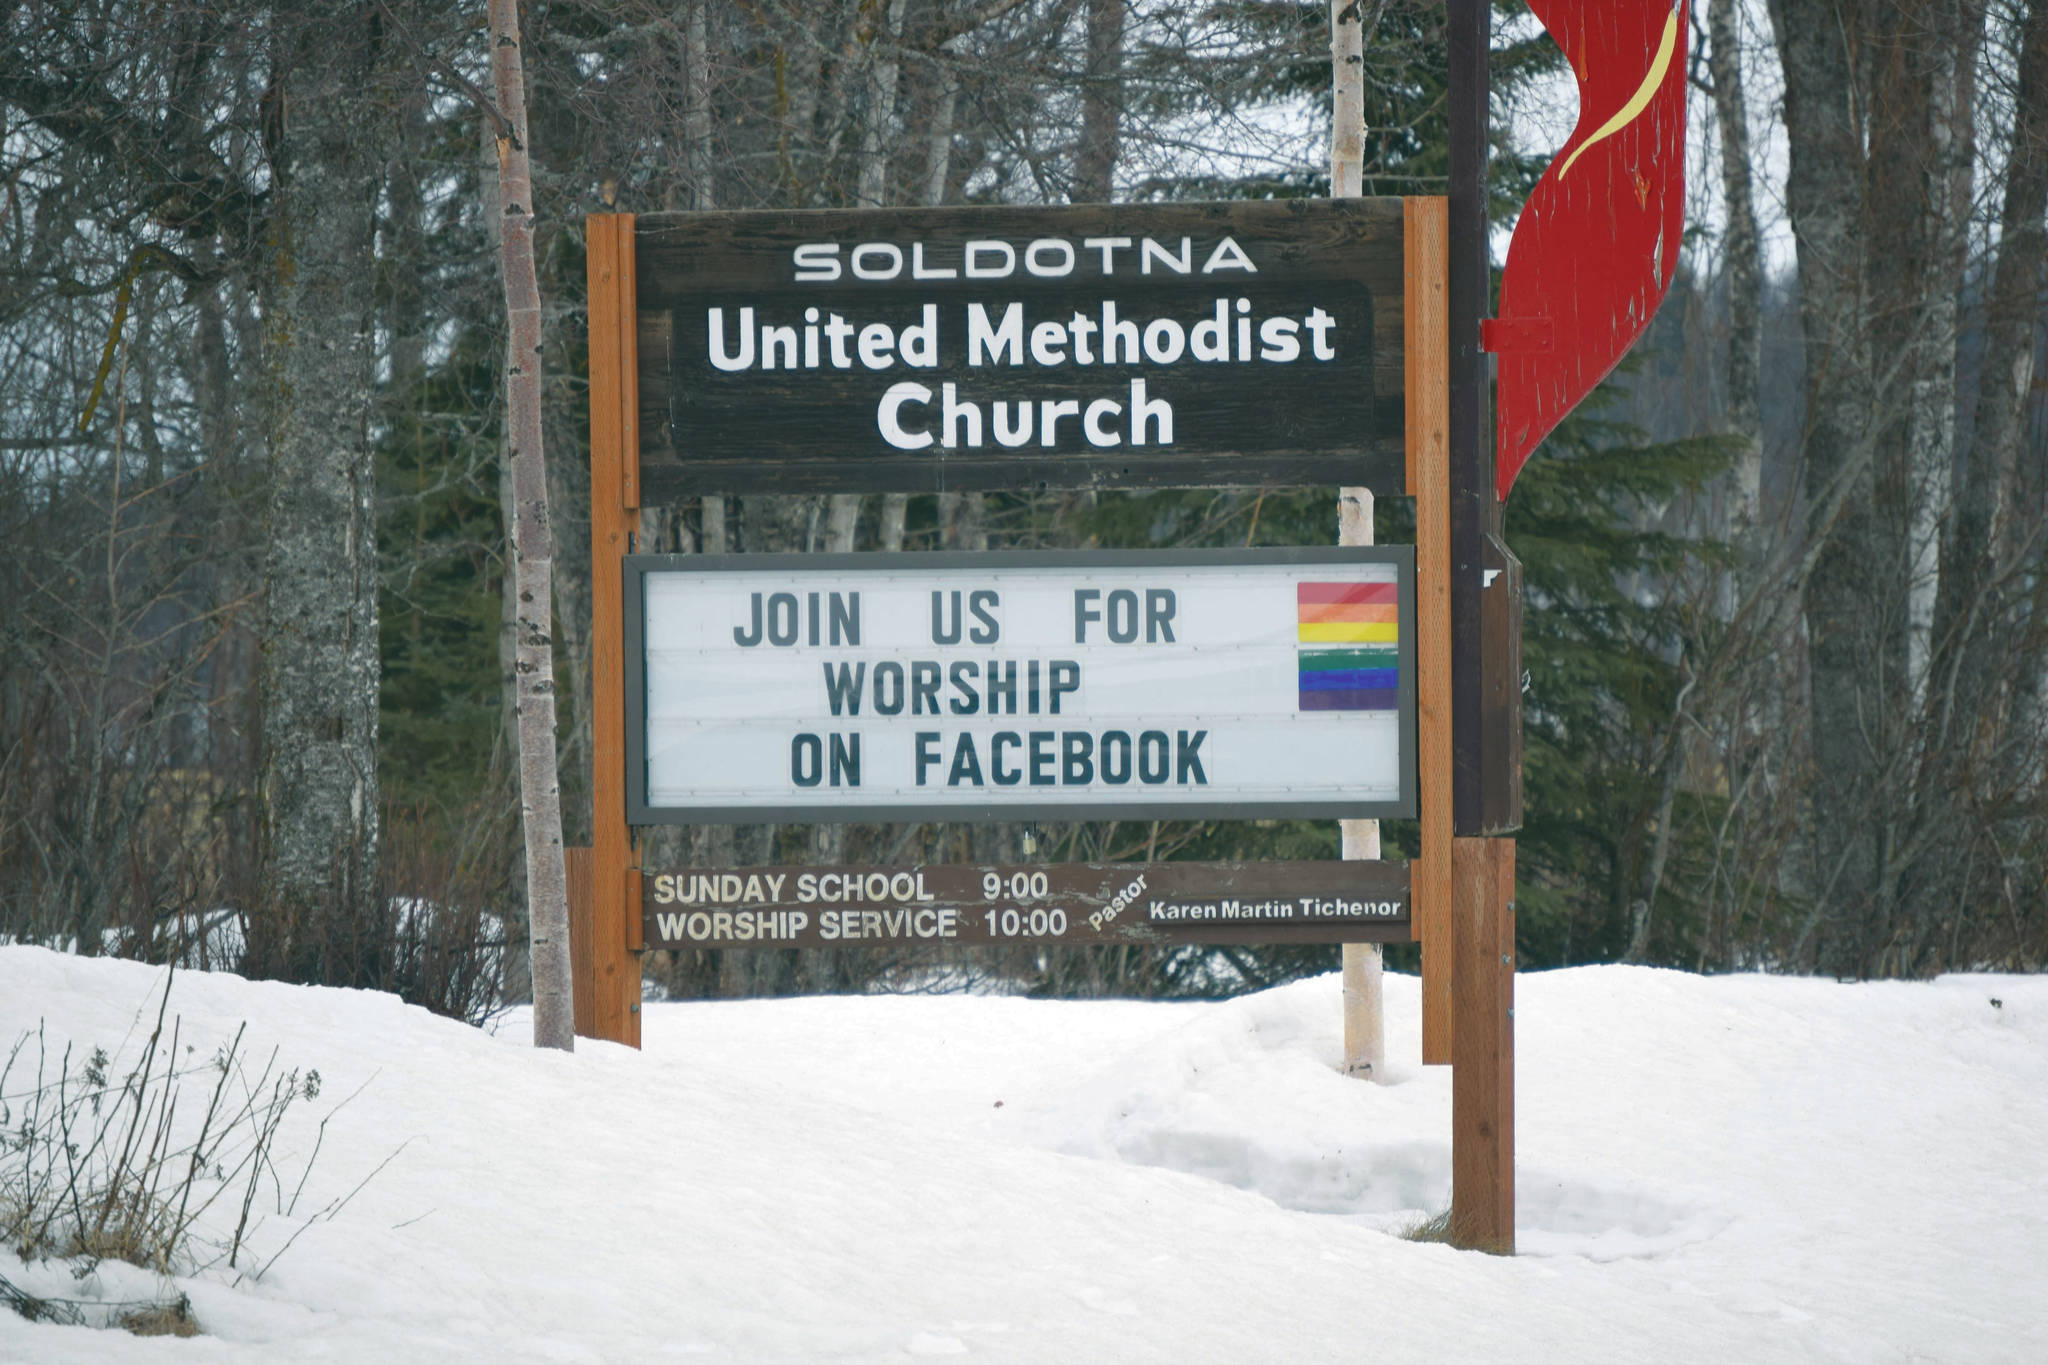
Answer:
622;546;1419;825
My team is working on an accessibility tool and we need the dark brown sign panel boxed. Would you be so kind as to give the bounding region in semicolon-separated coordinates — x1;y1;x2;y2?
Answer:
633;200;1408;497
642;860;1411;950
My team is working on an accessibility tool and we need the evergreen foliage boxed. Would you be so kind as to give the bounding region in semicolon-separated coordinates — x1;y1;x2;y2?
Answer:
1506;397;1736;965
376;329;508;810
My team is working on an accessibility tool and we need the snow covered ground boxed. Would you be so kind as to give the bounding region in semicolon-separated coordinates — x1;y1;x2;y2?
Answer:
2;945;2043;1362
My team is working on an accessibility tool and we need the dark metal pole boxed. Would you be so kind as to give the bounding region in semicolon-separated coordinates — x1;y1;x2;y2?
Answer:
1448;0;1522;835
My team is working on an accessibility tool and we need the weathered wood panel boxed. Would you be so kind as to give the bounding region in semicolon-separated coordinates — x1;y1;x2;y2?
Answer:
634;200;1408;495
566;845;594;1039
641;860;1413;949
1450;836;1514;1253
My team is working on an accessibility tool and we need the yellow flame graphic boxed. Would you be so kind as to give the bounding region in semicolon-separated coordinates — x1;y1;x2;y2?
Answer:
1556;2;1681;181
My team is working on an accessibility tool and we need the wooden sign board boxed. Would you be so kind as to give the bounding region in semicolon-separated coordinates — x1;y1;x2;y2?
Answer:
625;547;1417;823
633;199;1409;495
643;860;1411;950
582;198;1452;1062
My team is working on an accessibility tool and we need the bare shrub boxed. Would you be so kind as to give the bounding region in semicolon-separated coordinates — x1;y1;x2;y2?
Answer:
0;968;370;1336
379;796;523;1025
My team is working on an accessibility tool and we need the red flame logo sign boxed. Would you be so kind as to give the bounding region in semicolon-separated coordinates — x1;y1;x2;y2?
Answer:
1488;0;1688;499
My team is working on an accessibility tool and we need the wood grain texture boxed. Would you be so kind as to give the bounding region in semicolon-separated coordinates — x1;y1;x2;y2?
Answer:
1450;836;1515;1255
585;214;642;1049
1407;197;1455;1066
641;860;1414;949
633;200;1408;494
619;216;641;512
589;861;633;1046
622;862;642;1046
615;224;647;1038
566;845;594;1039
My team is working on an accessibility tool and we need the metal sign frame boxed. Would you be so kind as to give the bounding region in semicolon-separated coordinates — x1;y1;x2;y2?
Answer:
622;546;1418;825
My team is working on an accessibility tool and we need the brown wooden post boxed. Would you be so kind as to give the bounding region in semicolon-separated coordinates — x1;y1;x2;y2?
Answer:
585;213;643;1048
566;846;595;1038
1450;835;1514;1253
1406;196;1454;1065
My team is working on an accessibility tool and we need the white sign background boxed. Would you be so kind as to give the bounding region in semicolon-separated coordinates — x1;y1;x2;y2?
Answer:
628;551;1414;822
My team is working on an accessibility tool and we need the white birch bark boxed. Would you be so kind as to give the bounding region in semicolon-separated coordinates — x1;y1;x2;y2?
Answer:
856;0;909;207
1707;0;1762;561
880;58;955;554
825;0;912;554
1903;0;1981;708
489;0;574;1051
696;495;737;869
1331;0;1382;1081
1338;486;1384;1082
924;68;957;209
879;494;909;551
1940;0;2048;784
686;0;715;212
1076;0;1123;200
826;493;861;552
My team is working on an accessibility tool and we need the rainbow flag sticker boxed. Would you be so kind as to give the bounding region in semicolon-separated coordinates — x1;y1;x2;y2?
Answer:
1297;581;1399;711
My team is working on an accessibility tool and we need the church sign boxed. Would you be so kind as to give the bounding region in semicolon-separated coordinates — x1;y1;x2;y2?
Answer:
631;199;1410;496
625;548;1416;823
640;859;1412;951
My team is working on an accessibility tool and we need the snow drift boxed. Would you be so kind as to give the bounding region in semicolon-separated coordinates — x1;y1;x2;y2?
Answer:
2;946;2042;1362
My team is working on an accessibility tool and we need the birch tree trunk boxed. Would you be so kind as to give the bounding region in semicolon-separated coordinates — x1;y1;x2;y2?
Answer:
1965;0;2048;573
825;0;912;555
1767;0;1886;969
1331;0;1382;1081
255;2;388;986
1936;0;2048;782
924;66;957;209
1857;0;1977;953
1338;485;1384;1081
1075;0;1123;200
876;56;956;553
489;0;574;1051
1894;0;1980;707
481;118;523;783
686;0;716;212
1707;0;1762;562
856;0;909;207
695;496;737;873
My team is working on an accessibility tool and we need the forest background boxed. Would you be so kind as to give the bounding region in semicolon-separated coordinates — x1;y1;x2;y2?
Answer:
2;0;2043;1019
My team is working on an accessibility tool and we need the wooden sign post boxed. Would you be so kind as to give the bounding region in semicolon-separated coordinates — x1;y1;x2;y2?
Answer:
583;214;644;1050
573;192;1512;1251
561;0;1705;1267
1440;0;1520;1256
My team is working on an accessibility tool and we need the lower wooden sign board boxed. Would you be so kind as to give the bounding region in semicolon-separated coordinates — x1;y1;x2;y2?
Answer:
643;860;1411;950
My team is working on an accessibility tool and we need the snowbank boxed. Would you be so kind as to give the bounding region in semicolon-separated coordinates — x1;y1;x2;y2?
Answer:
1;946;2041;1362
